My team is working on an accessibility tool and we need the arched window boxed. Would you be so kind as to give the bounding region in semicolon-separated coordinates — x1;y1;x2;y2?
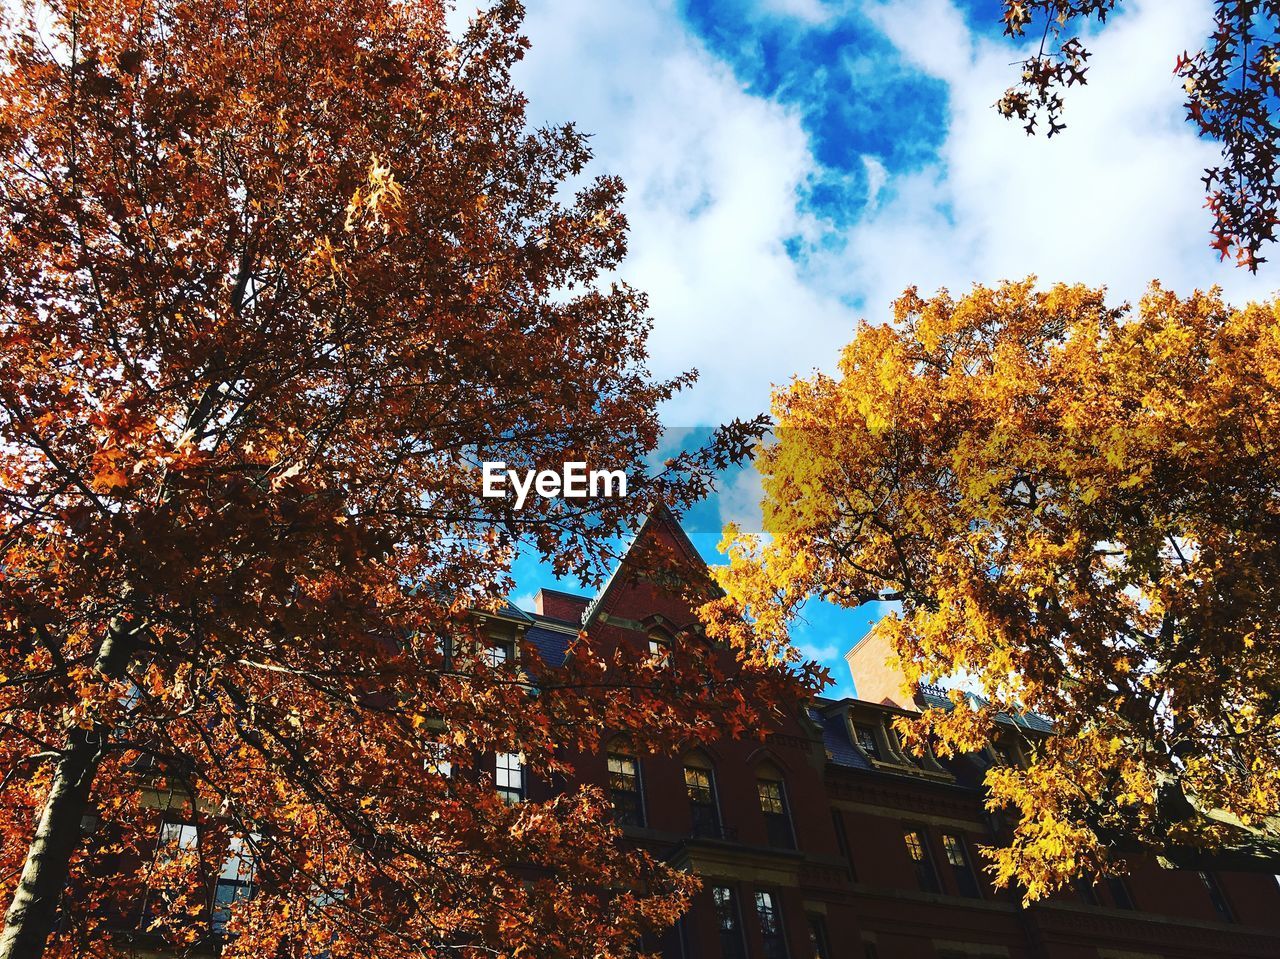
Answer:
606;740;645;827
756;762;795;849
646;626;673;667
682;751;721;838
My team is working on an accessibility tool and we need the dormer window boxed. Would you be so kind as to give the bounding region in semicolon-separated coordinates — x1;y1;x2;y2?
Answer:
889;727;919;766
854;724;881;759
485;637;515;668
993;741;1019;767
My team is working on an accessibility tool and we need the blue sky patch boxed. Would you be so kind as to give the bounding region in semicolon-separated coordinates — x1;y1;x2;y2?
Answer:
679;0;948;228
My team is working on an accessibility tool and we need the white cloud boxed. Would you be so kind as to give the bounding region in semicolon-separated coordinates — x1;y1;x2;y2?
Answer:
512;0;1280;432
510;591;538;612
716;461;766;534
516;0;855;425
846;0;1280;314
753;0;843;24
861;154;887;211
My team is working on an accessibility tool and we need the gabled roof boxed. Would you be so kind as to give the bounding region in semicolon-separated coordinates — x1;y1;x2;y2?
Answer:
493;600;534;624
580;502;710;628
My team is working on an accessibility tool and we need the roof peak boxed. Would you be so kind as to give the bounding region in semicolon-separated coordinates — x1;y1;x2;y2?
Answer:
580;502;708;627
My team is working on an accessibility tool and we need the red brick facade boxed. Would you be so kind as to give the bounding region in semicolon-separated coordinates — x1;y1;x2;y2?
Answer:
502;509;1280;959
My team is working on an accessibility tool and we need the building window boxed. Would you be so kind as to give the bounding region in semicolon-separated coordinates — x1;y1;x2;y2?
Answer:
484;637;514;668
757;773;795;849
754;890;788;959
425;741;452;778
684;760;721;838
647;628;673;667
496;752;525;804
831;810;857;880
212;836;257;935
853;724;880;759
1074;877;1099;906
144;821;201;926
711;885;746;959
1106;875;1135;910
607;752;645;827
903;827;940;893
158;821;199;857
806;914;830;959
1199;871;1234;922
941;833;981;898
890;727;919;765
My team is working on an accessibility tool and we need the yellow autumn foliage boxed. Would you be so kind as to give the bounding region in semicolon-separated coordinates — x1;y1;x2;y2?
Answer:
714;279;1280;898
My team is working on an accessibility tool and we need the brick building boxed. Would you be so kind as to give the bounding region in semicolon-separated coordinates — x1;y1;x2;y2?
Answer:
120;506;1280;958
482;507;1280;959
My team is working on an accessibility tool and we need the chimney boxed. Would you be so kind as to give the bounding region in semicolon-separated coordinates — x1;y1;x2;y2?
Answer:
845;621;913;708
533;588;589;623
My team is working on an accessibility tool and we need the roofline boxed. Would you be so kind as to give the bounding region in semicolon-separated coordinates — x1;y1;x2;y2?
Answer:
580;502;712;628
527;615;580;635
535;587;592;602
844;620;887;660
815;694;921;719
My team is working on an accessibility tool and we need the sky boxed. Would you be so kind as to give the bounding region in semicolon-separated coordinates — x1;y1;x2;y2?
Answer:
468;0;1280;698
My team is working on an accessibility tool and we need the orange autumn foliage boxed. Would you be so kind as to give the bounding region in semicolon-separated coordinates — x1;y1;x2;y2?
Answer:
0;1;806;956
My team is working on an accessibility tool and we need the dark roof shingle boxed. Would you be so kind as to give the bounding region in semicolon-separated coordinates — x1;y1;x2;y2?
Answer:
525;625;572;668
819;709;872;770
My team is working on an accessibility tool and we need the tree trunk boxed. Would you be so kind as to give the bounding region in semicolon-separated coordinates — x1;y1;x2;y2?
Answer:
0;727;103;959
0;614;140;959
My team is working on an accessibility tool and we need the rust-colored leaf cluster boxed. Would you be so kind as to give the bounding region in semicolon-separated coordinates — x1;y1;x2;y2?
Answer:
0;1;804;956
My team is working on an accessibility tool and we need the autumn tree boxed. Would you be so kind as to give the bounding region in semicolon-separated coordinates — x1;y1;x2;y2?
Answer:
0;0;806;956
996;1;1280;269
714;279;1280;900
